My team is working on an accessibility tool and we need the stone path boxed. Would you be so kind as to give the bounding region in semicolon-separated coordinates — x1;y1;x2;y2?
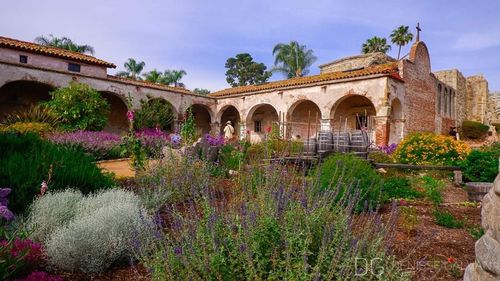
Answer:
97;159;135;178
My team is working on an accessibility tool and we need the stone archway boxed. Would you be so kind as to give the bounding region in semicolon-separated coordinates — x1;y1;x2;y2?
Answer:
99;91;129;133
330;95;376;133
246;103;279;143
287;100;322;140
186;104;213;136
218;105;241;137
0;80;54;121
389;98;404;144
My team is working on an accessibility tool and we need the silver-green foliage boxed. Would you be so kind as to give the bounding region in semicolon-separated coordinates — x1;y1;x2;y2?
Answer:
29;189;83;243
29;189;150;273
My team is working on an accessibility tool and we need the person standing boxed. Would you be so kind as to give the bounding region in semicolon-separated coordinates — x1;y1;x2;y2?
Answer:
223;121;235;141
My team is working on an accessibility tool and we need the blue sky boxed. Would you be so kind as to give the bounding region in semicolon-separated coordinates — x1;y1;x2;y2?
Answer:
2;0;499;92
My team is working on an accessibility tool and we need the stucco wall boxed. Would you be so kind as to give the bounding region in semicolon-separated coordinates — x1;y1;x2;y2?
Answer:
0;48;107;77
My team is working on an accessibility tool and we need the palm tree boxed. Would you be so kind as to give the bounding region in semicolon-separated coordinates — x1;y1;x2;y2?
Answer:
143;69;165;84
164;69;187;87
390;25;414;59
116;58;146;80
272;41;317;78
34;34;95;55
361;36;391;54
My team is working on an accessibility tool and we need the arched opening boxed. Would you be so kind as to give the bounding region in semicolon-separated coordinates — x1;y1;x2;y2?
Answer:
186;104;212;136
287;100;321;140
219;105;240;137
99;91;129;133
0;80;54;121
133;97;177;132
330;95;376;132
246;104;279;143
389;98;404;144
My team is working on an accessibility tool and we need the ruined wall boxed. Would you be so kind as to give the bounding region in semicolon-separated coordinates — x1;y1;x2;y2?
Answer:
466;75;489;122
399;42;438;134
486;92;500;125
319;52;395;74
464;174;500;281
434;69;467;126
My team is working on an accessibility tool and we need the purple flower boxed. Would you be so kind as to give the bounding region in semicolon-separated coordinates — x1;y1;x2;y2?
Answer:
14;271;62;281
47;131;122;157
0;205;14;221
0;187;11;206
170;133;182;145
378;143;397;155
204;134;225;146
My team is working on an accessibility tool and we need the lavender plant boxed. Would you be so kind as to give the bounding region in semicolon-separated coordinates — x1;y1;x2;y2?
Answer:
47;130;123;160
134;160;410;280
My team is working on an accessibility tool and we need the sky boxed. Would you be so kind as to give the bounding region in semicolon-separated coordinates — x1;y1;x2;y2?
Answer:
1;0;500;92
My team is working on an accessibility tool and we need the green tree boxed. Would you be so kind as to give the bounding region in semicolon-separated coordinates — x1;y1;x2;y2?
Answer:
34;34;95;54
134;98;174;131
362;36;391;54
272;41;317;78
43;82;110;131
164;70;187;87
225;53;271;87
116;58;146;80
193;88;211;95
390;25;414;59
143;69;166;84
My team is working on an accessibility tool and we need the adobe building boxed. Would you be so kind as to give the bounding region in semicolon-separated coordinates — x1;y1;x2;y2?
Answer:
0;35;496;145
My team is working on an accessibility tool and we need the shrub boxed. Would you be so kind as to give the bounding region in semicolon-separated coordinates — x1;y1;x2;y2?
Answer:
318;153;383;211
369;151;394;163
28;190;83;242
134;98;174;131
40;189;150;273
0;238;45;280
2;105;60;127
461;120;489;139
47;130;123;161
135;128;171;157
419;175;445;206
134;163;409;280
399;206;419;236
383;177;423;202
394;132;470;166
180;108;196;145
43;82;110;131
460;148;498;182
13;271;63;281
433;209;464;229
0;133;114;213
2;122;54;135
136;155;212;212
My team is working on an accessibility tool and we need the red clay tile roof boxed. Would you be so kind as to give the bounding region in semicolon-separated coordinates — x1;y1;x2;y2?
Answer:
106;75;194;95
0;36;116;68
209;62;401;97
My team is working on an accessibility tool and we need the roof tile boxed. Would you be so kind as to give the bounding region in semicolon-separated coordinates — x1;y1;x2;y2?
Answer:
209;62;400;97
0;36;116;68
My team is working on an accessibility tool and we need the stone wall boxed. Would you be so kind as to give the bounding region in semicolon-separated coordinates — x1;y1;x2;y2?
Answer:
464;174;500;281
434;69;467;126
466;75;489;122
319;52;395;74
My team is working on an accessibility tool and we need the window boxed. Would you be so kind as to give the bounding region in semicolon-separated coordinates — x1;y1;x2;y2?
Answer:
68;63;81;72
254;120;262;132
19;55;28;64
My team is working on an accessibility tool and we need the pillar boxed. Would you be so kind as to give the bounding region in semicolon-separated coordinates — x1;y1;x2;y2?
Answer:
374;116;390;146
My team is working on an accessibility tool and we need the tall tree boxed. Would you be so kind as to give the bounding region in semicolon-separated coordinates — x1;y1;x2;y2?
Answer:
164;70;187;87
34;34;95;55
361;36;391;54
225;53;271;87
390;25;414;59
116;58;146;80
272;41;317;78
193;88;211;95
143;69;165;84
